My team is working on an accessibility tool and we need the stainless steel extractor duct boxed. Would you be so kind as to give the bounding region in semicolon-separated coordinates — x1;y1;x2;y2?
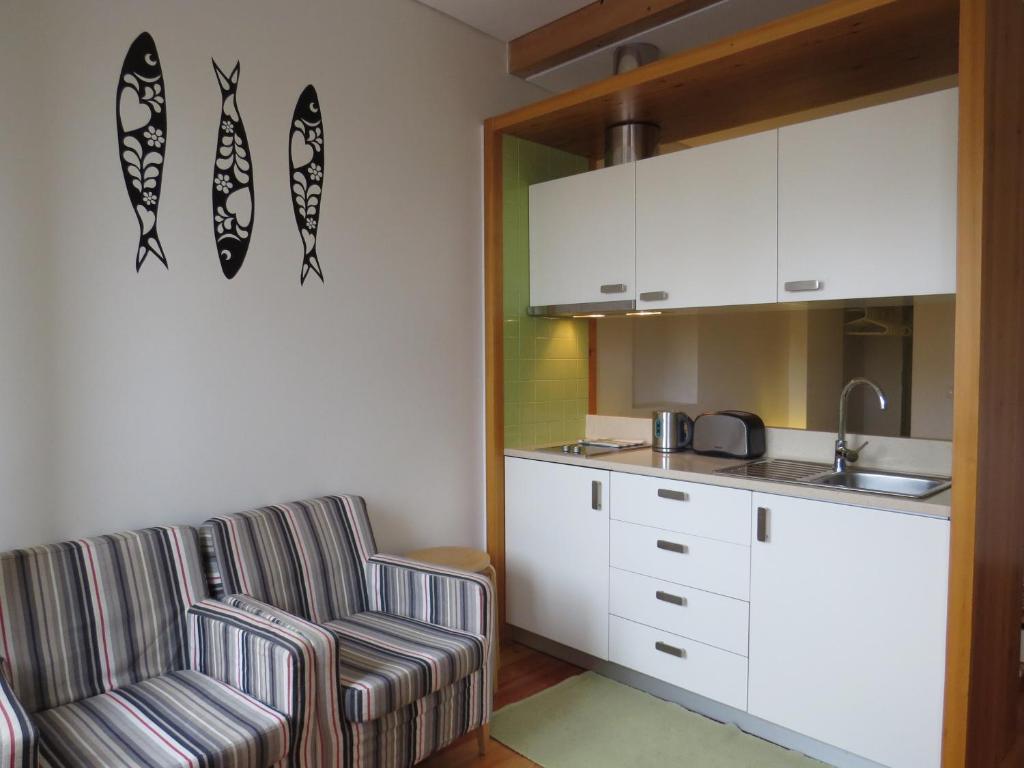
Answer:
604;44;661;167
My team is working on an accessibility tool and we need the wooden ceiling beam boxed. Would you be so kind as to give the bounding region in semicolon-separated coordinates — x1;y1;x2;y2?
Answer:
508;0;722;79
493;0;960;159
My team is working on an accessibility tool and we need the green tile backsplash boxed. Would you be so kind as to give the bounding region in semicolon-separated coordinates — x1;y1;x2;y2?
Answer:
503;136;590;449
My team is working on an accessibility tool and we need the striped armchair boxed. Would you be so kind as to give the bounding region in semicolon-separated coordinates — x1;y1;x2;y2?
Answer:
202;496;494;768
0;526;319;768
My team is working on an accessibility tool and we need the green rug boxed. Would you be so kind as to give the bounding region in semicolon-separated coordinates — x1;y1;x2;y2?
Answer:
491;672;826;768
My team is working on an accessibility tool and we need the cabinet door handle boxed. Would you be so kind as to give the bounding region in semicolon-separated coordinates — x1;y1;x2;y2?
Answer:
592;480;602;511
656;590;687;607
757;506;770;543
639;291;668;302
656;539;688;554
655;641;686;658
783;279;823;292
600;283;627;294
657;489;688;502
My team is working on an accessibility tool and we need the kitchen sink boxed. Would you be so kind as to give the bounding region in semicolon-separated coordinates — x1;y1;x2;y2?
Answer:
715;459;951;499
808;469;951;498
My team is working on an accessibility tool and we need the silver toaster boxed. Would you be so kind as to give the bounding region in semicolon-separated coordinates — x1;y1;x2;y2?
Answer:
692;411;766;459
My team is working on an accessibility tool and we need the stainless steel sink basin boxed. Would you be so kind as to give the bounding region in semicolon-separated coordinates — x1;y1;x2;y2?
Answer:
715;459;951;499
809;469;951;498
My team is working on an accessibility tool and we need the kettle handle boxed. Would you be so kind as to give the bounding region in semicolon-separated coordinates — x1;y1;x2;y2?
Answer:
678;413;694;449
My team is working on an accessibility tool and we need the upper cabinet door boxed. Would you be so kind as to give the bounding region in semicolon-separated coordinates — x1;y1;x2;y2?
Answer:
529;162;636;309
778;88;958;302
636;130;778;310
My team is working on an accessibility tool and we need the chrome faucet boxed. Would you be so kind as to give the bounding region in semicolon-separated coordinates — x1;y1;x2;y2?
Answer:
834;378;888;472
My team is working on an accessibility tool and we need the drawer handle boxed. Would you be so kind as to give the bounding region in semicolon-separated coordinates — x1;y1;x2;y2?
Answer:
639;291;668;302
656;540;688;554
757;506;770;543
655;641;686;658
600;283;627;294
657;489;689;502
784;279;823;292
656;590;686;607
592;480;602;511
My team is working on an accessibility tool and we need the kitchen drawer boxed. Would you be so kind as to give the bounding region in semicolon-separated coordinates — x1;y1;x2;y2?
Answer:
609;568;749;656
610;520;751;600
609;615;748;711
610;473;751;545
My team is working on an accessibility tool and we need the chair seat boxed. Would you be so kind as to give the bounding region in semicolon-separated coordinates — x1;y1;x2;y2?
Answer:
326;612;486;722
34;670;290;768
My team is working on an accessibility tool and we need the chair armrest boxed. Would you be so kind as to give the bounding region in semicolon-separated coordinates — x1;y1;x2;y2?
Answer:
187;599;318;767
0;661;38;768
216;595;343;768
365;554;495;640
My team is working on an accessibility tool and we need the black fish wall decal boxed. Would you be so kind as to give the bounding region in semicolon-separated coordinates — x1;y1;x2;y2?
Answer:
116;32;168;271
289;84;325;285
211;60;254;280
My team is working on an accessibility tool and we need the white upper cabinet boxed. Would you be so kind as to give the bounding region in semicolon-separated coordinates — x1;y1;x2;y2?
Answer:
778;88;958;302
636;130;779;310
747;494;949;768
529;162;636;309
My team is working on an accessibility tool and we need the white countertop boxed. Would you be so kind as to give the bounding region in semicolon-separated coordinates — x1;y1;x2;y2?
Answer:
504;446;952;520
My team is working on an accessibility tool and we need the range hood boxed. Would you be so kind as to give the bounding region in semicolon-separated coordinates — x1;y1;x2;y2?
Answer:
528;45;661;319
528;299;638;318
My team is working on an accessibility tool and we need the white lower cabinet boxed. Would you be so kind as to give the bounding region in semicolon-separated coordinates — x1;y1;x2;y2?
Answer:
748;493;950;768
609;568;749;656
609;615;748;711
609;519;751;601
505;458;952;767
505;457;610;659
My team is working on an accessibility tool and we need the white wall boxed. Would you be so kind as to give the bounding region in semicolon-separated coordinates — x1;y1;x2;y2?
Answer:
0;3;54;548
0;0;542;551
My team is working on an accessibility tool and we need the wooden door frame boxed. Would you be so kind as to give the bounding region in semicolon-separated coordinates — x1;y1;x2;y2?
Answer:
942;1;1024;765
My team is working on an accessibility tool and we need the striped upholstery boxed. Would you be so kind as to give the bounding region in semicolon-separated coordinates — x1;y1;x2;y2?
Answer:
202;497;377;623
366;555;495;638
0;527;204;713
34;670;289;768
202;496;495;767
0;528;316;768
0;665;37;768
187;600;320;766
326;612;485;722
340;670;486;767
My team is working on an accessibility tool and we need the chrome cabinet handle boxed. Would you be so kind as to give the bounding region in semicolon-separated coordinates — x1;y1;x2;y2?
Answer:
639;291;668;302
656;540;688;554
592;480;602;511
656;590;686;607
784;280;823;292
600;283;627;294
657;489;689;502
757;506;770;543
655;641;686;658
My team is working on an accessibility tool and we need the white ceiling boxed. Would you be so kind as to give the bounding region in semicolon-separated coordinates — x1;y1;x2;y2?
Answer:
415;0;592;42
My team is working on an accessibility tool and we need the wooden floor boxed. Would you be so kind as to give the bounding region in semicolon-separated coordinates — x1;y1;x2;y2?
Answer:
420;641;583;767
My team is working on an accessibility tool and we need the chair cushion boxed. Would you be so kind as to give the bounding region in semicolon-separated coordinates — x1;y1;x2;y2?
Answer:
202;496;377;623
0;527;207;713
326;612;486;722
33;670;289;768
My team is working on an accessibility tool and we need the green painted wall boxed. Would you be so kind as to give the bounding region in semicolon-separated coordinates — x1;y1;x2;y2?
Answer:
503;136;590;449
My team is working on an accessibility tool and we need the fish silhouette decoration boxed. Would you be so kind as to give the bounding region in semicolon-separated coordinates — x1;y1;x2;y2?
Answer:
211;60;254;279
289;85;325;284
116;32;168;271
